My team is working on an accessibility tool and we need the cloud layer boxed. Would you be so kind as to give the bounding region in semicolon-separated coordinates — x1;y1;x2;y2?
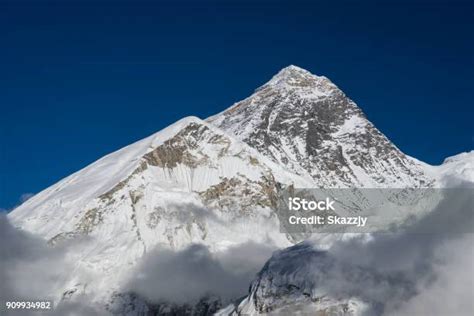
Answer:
126;241;276;305
0;214;100;315
298;187;473;315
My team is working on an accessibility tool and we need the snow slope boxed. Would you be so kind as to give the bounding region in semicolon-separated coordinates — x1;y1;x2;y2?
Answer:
432;150;474;185
9;116;315;311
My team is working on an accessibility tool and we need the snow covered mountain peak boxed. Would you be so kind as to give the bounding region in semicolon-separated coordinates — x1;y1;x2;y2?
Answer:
260;65;336;96
9;114;313;310
209;66;432;188
266;65;320;83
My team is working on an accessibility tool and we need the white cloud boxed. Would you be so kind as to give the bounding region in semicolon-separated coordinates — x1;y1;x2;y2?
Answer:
126;241;276;305
0;214;100;315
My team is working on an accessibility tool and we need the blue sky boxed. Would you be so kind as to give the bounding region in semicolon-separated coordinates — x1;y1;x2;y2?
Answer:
1;0;473;210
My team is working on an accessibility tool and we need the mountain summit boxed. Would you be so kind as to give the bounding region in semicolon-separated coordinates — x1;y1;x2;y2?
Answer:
262;65;333;89
209;65;431;188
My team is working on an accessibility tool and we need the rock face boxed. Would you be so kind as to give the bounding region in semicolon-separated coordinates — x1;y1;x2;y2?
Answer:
209;65;431;188
233;243;369;316
8;65;454;315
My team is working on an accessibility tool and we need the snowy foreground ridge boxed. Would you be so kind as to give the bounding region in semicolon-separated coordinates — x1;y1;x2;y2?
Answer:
7;65;474;315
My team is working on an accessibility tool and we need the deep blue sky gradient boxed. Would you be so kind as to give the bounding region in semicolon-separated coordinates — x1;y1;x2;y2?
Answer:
1;0;473;209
